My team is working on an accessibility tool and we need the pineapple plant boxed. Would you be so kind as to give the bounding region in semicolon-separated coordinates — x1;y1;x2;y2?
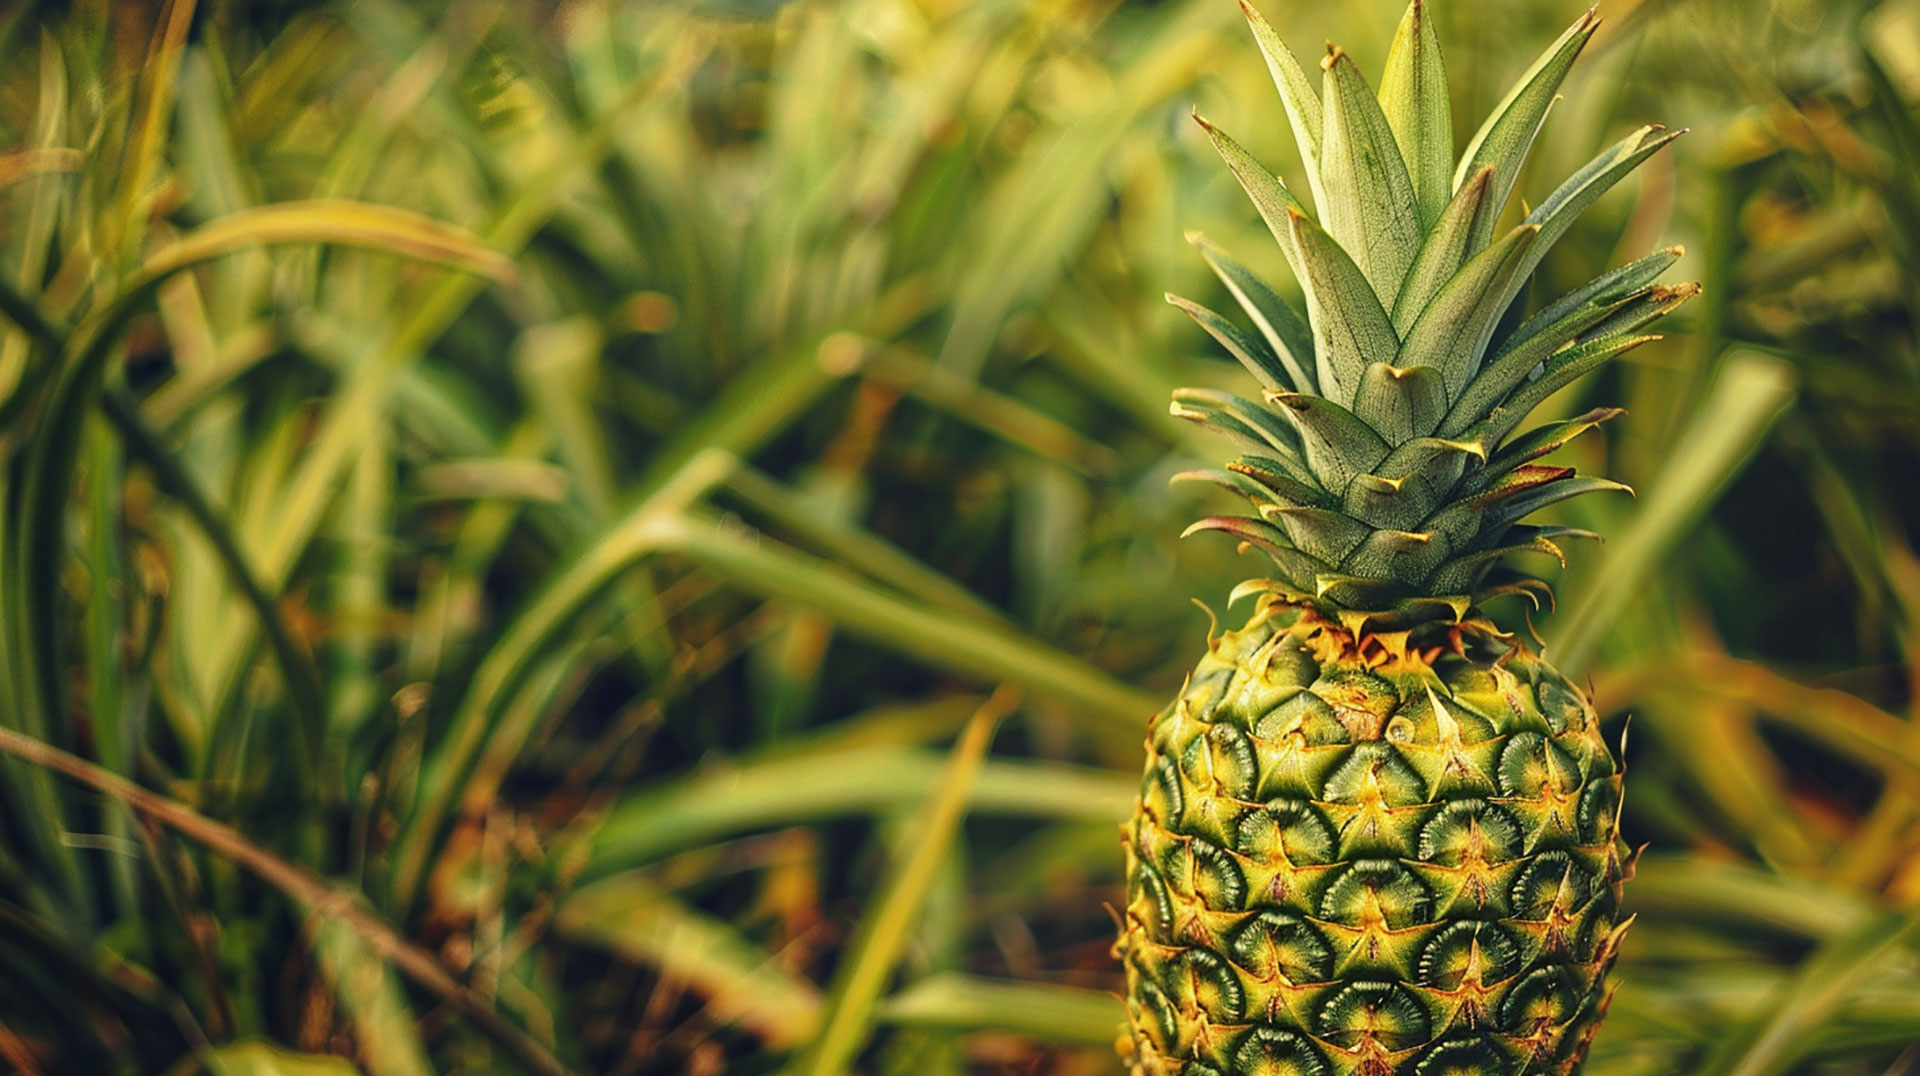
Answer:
1116;3;1698;1074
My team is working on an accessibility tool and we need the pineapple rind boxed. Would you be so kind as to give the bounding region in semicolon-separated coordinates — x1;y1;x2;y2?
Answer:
1118;594;1629;1076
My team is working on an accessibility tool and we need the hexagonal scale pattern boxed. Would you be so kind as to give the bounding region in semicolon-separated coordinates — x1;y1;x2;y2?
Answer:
1118;595;1630;1076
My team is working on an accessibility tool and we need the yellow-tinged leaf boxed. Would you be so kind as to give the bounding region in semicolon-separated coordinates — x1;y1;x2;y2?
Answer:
202;1041;363;1076
139;200;514;283
555;876;824;1048
785;688;1017;1076
0;147;82;191
877;973;1125;1046
1319;46;1421;308
1378;0;1452;228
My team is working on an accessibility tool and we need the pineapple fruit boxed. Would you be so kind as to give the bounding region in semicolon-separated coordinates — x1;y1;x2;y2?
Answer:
1116;3;1696;1074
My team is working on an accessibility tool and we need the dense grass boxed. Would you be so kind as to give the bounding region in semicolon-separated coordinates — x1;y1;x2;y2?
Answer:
0;0;1915;1073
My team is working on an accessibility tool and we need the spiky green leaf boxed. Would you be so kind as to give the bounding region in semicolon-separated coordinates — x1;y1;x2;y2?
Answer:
1239;0;1325;211
1318;46;1422;307
1166;292;1295;393
1392;164;1495;334
1263;505;1372;563
1182;516;1329;581
1430;470;1630;548
1194;114;1307;276
1230;456;1331;505
1172;467;1281;507
1427;528;1590;592
1446;280;1695;439
1379;0;1452;228
1486;328;1676;446
1463;407;1624;494
1265;390;1391;492
1502;125;1686;309
1343;527;1447;580
1287;209;1399;401
1398;222;1540;397
1453;7;1599;247
1344;473;1432;530
1189;233;1317;392
1172;387;1305;458
1170;394;1287;456
1342;436;1485;527
1491;245;1683;359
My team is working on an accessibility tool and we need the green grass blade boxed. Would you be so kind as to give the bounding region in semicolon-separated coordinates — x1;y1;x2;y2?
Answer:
877;973;1125;1047
722;463;1013;627
138;200;511;283
786;691;1013;1076
388;448;735;907
307;916;437;1076
80;419;138;916
1552;352;1797;675
860;347;1117;476
243;49;688;603
555;875;824;1050
202;1041;363;1076
651;513;1155;731
936;2;1226;377
102;392;327;775
582;743;1134;874
1695;909;1920;1076
104;0;194;271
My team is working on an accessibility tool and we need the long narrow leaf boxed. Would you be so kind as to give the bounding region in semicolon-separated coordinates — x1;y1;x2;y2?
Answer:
1238;0;1324;211
878;974;1124;1047
1552;353;1796;674
1288;208;1399;401
556;876;824;1048
1452;8;1598;248
1378;0;1451;228
1318;46;1421;307
1189;232;1316;392
1397;222;1539;397
786;691;1013;1076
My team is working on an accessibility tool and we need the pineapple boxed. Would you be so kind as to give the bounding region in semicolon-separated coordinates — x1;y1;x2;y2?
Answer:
1116;3;1696;1074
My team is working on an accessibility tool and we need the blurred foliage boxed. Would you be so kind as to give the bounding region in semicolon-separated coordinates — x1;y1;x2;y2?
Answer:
0;0;1915;1074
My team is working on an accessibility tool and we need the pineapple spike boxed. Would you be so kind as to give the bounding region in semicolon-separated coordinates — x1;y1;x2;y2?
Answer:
1187;233;1318;393
1193;113;1309;278
1379;0;1454;229
1167;292;1297;393
1453;6;1600;235
1394;163;1497;332
1400;220;1542;398
1125;6;1674;1064
1238;0;1326;211
1286;208;1398;401
1319;42;1422;307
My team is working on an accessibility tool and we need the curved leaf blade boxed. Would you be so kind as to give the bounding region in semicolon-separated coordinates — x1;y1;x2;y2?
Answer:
1287;208;1400;402
1319;46;1422;308
1453;8;1599;246
1379;0;1453;228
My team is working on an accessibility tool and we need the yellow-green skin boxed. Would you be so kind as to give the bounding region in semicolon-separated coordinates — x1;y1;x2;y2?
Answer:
1118;593;1630;1076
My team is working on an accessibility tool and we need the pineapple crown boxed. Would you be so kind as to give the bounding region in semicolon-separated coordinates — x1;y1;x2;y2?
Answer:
1172;0;1698;626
